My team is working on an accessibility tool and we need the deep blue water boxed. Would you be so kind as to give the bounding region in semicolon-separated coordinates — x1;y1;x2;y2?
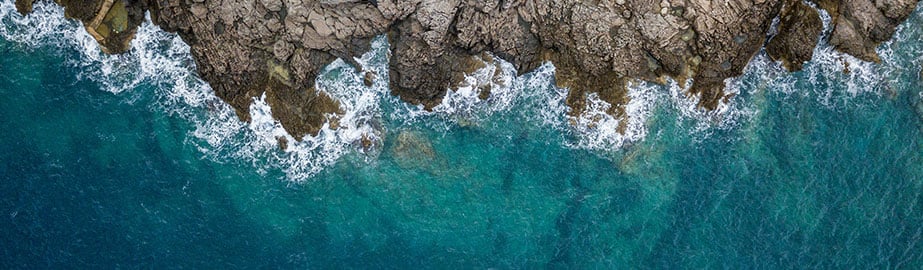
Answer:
2;2;923;268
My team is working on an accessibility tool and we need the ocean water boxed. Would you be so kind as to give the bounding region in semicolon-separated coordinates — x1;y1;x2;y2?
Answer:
1;1;923;268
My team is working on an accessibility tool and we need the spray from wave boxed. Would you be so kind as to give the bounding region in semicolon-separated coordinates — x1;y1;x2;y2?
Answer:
2;0;917;181
0;1;355;181
795;3;923;105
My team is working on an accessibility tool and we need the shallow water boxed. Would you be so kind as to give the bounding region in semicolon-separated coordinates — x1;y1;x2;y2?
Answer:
1;2;923;268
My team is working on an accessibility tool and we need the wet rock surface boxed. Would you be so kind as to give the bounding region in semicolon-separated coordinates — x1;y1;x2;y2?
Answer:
767;0;823;71
49;0;147;53
16;0;922;138
817;0;919;63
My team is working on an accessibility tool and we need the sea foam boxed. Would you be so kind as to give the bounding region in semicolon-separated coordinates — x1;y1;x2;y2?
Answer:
0;1;367;181
0;1;745;175
3;0;915;181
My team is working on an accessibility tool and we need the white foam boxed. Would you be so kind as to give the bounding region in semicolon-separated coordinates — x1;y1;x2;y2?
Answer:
6;0;918;181
197;37;393;182
433;54;518;116
208;3;919;165
379;55;660;151
384;53;522;129
563;81;659;150
513;63;570;129
0;1;76;47
0;2;654;157
798;7;886;105
879;4;923;90
380;52;664;151
0;1;385;182
1;2;140;95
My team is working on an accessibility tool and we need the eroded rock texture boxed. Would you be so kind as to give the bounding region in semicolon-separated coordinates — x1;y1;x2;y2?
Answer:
767;0;823;71
16;0;922;139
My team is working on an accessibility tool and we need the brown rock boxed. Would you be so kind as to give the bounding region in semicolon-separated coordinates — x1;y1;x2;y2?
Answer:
14;0;33;15
816;0;919;62
19;0;923;138
276;136;289;150
363;71;376;87
767;0;823;71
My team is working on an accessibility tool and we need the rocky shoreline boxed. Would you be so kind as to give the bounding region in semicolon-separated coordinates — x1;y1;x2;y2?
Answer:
15;0;921;139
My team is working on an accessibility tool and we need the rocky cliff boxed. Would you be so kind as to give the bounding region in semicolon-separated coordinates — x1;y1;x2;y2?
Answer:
15;0;922;139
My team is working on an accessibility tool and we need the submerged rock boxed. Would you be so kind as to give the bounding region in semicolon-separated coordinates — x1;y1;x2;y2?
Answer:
390;131;439;170
15;0;923;138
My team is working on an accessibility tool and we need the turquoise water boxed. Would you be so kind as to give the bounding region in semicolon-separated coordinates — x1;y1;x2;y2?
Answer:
2;2;923;268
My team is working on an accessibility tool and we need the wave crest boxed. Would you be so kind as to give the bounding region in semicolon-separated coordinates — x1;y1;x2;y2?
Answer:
3;0;917;180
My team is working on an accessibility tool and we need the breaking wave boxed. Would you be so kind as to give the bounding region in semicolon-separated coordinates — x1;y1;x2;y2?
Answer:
0;1;352;181
2;0;917;181
382;54;661;151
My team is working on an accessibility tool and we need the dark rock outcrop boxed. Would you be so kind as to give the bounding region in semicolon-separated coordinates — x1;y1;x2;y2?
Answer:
54;0;147;54
817;0;919;62
767;0;823;71
15;0;922;139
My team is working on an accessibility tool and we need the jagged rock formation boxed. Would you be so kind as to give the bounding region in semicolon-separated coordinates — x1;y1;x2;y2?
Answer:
766;0;823;71
16;0;922;139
